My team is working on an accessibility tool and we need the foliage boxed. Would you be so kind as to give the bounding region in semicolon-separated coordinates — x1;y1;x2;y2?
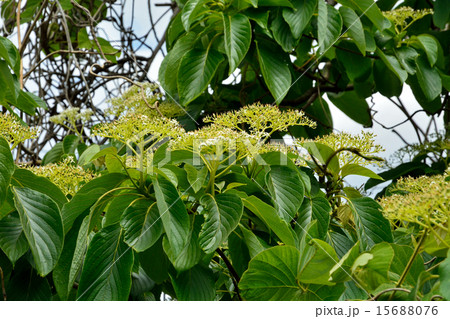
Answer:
1;98;449;301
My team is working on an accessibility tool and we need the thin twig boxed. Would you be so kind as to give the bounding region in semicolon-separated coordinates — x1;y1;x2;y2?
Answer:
216;248;242;301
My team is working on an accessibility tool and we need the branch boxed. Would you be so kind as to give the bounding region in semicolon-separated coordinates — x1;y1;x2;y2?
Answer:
216;248;242;301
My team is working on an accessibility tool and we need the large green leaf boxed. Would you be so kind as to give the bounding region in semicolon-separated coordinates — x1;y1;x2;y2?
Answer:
223;13;251;74
162;218;202;271
349;197;393;250
340;163;383;180
271;13;298;52
0;36;19;71
153;174;190;256
376;48;408;83
11;168;67;209
413;35;438;67
184;163;208;193
439;250;450;300
198;193;243;253
120;199;163;252
327;91;372;127
297;239;339;286
255;40;292;104
171;265;215;301
415;54;442;102
77;225;133;301
318;1;343;54
16;90;43;115
178;48;225;105
282;0;316;38
159;32;197;95
297;196;331;240
239;245;301;300
243;196;296;247
336;0;389;31
181;0;207;31
0;136;14;206
373;58;403;97
258;0;293;7
329;241;360;283
433;0;450;29
6;267;51;301
0;212;28;264
61;173;127;233
0;60;18;104
139;237;170;284
390;244;424;287
302;142;340;174
13;187;64;276
339;6;366;54
266;165;304;223
351;242;394;292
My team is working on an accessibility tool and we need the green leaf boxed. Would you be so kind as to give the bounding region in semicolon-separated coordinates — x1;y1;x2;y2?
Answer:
414;35;438;67
77;225;133;301
349;197;393;250
6;267;51;301
329;241;360;282
243;196;296;247
376;48;408;83
159;33;197;95
181;0;206;31
271;13;297;52
0;60;18;104
104;192;141;227
327;91;372;127
13;187;64;276
184;163;208;193
16;90;42;115
239;224;266;258
61;173;127;233
439;250;450;300
139;237;170;284
0;136;14;206
0;212;29;264
297;196;331;240
302;142;340;174
171;265;215;301
153;174;190;256
318;2;343;54
266;165;304;223
390;244;425;287
120;199;163;252
162;218;202;272
298;239;339;286
255;40;292;104
395;46;418;75
336;0;389;31
340;164;383;180
339;7;366;55
415;54;442;102
223;13;251;74
282;0;316;38
433;0;450;29
335;41;372;81
178;48;225;105
198;193;243;253
0;36;19;70
352;242;394;292
63;135;80;154
373;58;403;97
239;245;301;301
78;144;101;166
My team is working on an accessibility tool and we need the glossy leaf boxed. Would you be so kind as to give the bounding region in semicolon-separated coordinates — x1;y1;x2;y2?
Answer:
349;197;393;250
255;40;292;104
223;13;251;74
414;35;438;67
340;164;383;180
77;225;133;301
198;193;243;253
328;91;372;127
415;54;442;102
243;196;296;247
297;196;331;239
0;212;29;264
178;48;225;105
266;165;304;223
339;6;366;54
171;265;215;301
282;0;316;39
336;0;389;31
120;199;163;252
181;0;206;31
13;187;64;276
239;245;301;301
318;2;343;54
184;163;208;193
